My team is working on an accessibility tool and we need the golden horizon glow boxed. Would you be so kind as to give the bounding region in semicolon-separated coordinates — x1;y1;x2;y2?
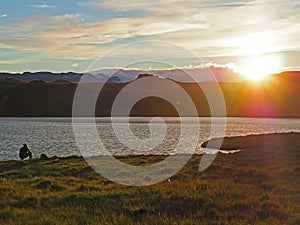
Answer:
239;54;282;82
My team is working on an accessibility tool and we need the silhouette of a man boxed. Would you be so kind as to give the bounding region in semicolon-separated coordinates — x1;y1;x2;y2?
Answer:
19;144;32;160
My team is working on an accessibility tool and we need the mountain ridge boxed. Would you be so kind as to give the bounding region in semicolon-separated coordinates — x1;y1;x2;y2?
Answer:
0;71;299;117
1;70;299;83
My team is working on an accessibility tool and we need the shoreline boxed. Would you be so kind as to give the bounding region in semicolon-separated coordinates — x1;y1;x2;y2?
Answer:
1;132;300;162
201;131;300;150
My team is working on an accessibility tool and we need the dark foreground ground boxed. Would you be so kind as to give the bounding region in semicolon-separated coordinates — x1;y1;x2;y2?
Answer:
0;132;299;225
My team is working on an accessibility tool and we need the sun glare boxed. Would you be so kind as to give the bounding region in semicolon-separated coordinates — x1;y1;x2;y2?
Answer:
240;55;281;81
235;32;282;82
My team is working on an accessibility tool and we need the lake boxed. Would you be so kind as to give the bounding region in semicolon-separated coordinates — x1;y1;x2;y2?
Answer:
1;117;300;160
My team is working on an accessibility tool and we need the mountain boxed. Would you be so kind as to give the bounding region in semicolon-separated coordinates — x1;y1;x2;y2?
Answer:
0;66;243;83
0;72;82;83
272;71;300;82
0;71;299;117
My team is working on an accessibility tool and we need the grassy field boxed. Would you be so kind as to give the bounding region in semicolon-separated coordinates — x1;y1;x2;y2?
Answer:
0;133;300;225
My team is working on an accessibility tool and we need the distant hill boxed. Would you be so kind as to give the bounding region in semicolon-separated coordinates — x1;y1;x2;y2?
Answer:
0;66;243;83
0;71;299;117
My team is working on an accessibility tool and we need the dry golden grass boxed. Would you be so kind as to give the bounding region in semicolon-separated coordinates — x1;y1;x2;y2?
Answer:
0;133;299;224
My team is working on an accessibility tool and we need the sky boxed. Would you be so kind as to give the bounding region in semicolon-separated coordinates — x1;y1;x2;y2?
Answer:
0;0;300;73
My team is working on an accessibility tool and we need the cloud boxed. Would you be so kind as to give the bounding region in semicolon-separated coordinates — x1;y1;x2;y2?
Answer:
0;60;19;65
55;1;300;56
0;0;300;68
0;14;7;18
0;12;208;59
27;3;54;9
81;0;205;13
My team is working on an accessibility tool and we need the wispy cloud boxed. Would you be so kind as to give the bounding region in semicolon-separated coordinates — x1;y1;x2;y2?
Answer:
0;0;300;71
27;3;54;9
0;14;7;18
0;60;19;65
0;12;208;59
74;0;300;56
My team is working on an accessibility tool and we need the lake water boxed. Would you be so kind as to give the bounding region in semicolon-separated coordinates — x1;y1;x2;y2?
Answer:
0;117;300;160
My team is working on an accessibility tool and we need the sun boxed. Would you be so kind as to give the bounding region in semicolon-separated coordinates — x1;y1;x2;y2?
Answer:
240;54;282;81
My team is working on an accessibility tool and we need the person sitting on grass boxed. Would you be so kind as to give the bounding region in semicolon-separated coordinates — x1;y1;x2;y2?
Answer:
19;143;32;160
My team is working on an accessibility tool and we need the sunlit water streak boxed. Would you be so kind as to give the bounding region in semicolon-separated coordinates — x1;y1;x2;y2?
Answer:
0;117;300;160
